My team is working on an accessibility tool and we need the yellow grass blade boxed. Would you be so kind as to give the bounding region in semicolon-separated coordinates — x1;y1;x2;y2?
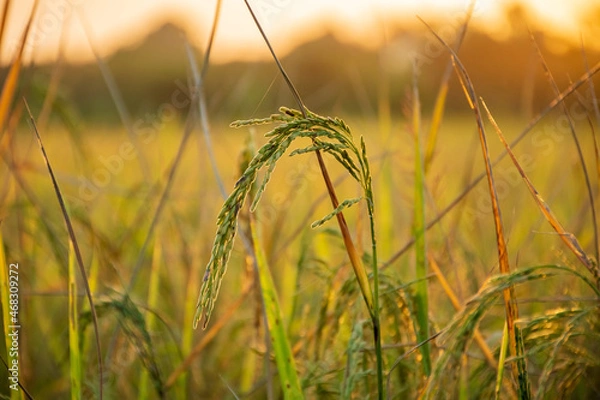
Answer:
382;60;600;270
531;34;599;264
412;65;431;376
0;1;37;132
424;83;449;169
429;253;519;399
138;241;162;400
494;322;509;400
428;254;495;367
0;0;12;53
68;241;82;400
250;218;304;399
420;20;530;398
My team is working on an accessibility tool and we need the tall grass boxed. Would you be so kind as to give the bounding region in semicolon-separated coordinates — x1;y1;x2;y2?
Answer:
24;100;104;398
2;2;600;399
421;22;531;397
250;217;303;398
68;240;82;400
410;65;431;376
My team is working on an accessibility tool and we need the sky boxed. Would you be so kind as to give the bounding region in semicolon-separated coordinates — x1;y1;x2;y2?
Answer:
1;0;597;65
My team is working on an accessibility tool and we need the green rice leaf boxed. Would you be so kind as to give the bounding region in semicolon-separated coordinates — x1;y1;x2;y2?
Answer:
311;198;362;229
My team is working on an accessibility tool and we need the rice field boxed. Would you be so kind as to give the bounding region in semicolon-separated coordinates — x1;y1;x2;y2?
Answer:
1;1;600;399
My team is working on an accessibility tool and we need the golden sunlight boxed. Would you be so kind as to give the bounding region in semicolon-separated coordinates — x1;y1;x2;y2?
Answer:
3;0;600;399
1;0;596;65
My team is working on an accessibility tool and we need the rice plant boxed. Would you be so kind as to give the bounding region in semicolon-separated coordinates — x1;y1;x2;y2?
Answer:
2;1;600;399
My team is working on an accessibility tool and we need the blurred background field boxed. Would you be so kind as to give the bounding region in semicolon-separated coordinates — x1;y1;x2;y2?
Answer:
1;0;600;399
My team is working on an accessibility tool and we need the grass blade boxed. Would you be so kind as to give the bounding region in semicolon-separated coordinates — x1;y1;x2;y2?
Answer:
138;240;162;400
428;254;497;369
240;5;383;394
0;1;37;133
24;99;104;399
423;0;474;170
0;0;11;52
382;61;600;270
68;240;82;400
530;34;599;265
165;276;253;389
250;218;303;400
494;322;509;400
419;20;530;398
411;64;431;376
481;100;599;287
341;321;368;399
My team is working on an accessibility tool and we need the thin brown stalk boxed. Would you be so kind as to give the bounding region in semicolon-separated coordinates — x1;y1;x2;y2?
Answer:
24;99;103;399
241;0;373;311
530;33;599;265
273;150;395;260
570;88;600;186
242;2;382;396
580;36;600;130
420;19;529;397
382;61;600;269
481;100;599;287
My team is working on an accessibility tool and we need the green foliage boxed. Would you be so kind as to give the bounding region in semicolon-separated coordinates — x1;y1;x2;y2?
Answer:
424;265;599;399
411;69;431;377
341;321;370;399
250;220;304;399
68;242;82;400
4;3;600;399
79;297;164;399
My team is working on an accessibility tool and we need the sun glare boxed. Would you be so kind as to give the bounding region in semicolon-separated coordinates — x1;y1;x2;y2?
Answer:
0;0;594;65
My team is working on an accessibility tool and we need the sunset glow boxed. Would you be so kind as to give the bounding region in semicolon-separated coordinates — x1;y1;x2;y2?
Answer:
2;0;597;65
